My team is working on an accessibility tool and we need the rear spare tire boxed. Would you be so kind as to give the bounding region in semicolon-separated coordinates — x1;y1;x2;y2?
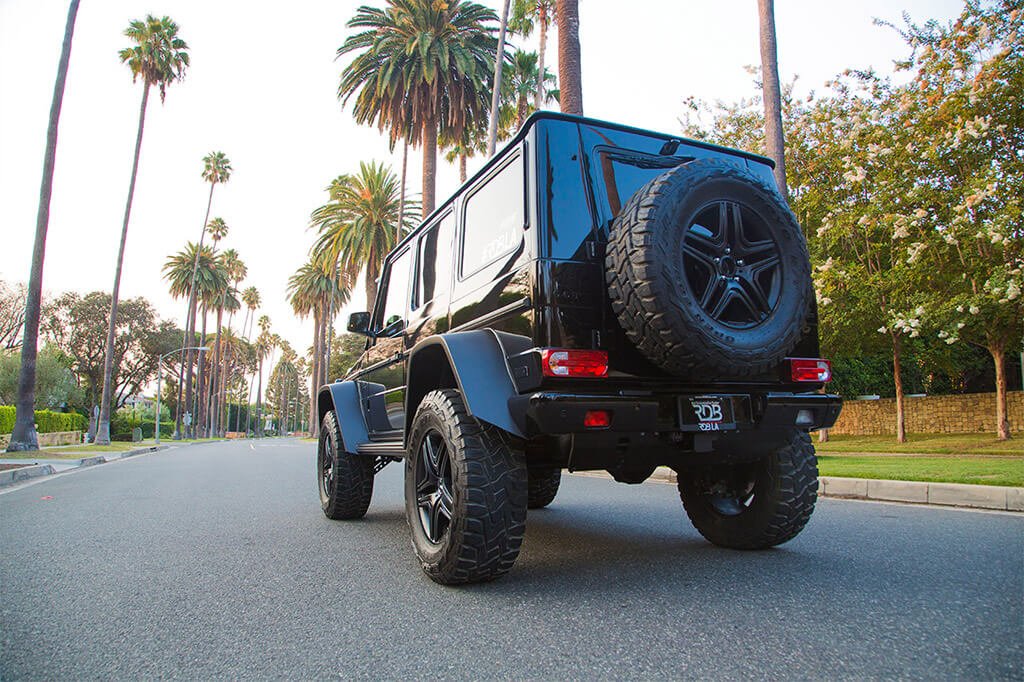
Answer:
606;158;811;379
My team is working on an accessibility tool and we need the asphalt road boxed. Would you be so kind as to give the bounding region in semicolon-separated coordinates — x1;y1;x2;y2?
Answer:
1;438;1021;680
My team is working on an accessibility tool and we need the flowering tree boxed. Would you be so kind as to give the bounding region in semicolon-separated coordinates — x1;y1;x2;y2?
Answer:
894;3;1023;440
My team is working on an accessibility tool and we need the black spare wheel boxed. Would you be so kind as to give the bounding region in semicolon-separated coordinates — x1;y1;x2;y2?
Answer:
606;158;812;379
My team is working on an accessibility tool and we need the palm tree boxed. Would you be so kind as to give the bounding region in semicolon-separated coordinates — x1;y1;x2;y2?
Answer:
163;242;226;437
758;0;788;198
288;259;351;437
555;0;582;115
310;162;417;307
199;219;229;437
217;249;246;435
236;287;260;434
510;0;556;111
487;0;513;156
8;0;81;452
506;49;557;128
337;0;499;218
179;152;232;440
95;15;189;445
253;317;273;438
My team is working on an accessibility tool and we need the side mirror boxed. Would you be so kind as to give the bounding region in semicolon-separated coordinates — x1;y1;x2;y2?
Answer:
347;312;372;336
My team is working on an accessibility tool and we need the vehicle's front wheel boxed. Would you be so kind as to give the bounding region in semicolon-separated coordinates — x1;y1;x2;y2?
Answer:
405;389;528;584
527;467;561;509
318;411;374;520
677;429;818;549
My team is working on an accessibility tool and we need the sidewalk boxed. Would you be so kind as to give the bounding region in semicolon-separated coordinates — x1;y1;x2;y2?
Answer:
0;443;170;488
637;467;1024;512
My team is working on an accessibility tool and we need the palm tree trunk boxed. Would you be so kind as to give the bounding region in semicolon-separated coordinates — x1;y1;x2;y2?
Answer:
397;140;408;240
309;308;321;437
7;0;80;452
487;0;512;156
176;182;215;439
96;82;151;445
209;304;223;436
422;113;437;219
255;356;264;438
459;154;467;183
195;307;208;437
556;0;583;115
534;3;548;111
517;97;528;129
757;0;788;199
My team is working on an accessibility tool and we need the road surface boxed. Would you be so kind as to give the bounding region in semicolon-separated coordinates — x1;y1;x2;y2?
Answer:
2;438;1021;679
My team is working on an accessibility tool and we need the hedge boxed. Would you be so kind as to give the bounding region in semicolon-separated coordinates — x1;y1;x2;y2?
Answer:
0;406;87;435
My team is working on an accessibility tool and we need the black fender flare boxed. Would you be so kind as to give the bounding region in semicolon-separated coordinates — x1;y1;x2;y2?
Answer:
405;330;534;441
317;381;370;455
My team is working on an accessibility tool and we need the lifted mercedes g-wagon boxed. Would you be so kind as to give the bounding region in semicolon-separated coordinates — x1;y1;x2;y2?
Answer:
316;112;842;585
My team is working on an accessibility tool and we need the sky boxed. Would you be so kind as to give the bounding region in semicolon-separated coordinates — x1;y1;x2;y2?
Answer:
1;0;966;383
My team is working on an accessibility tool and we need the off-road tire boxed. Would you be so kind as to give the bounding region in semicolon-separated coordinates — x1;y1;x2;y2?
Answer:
677;429;818;549
606;158;812;379
318;411;374;520
405;390;528;585
527;468;561;509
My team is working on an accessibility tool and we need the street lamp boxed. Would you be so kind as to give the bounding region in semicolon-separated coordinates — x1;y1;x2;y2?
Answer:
156;346;208;445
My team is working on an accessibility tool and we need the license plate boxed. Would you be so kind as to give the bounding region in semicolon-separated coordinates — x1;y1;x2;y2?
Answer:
679;395;736;432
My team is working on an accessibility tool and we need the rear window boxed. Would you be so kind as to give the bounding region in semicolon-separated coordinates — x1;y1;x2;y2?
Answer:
597;150;689;218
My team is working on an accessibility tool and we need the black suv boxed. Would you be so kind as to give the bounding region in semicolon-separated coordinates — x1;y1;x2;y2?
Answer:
316;112;841;584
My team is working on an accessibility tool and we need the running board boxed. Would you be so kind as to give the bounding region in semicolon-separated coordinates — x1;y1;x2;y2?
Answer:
357;441;406;458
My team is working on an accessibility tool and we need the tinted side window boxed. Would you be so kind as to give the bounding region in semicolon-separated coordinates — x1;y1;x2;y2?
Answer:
376;247;412;335
414;211;454;309
461;153;524;278
598;150;687;218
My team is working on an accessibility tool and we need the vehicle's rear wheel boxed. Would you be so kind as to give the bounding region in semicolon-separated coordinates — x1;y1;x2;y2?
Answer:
405;389;528;584
318;411;374;520
676;429;818;549
527;467;561;509
606;159;812;379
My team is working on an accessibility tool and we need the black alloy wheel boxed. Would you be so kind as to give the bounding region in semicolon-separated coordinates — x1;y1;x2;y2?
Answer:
414;430;454;544
682;201;782;330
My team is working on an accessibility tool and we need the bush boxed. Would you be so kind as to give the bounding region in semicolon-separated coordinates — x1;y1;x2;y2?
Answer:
0;406;87;434
138;421;174;439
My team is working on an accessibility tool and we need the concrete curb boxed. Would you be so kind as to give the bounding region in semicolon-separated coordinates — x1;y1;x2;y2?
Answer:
0;445;169;489
626;467;1024;512
0;464;57;487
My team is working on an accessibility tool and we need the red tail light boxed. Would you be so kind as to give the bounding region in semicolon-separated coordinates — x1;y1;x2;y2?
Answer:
584;410;611;428
540;349;609;378
790;358;832;383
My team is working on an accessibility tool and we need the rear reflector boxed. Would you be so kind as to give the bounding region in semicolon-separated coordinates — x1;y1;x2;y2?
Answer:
790;358;832;383
541;349;609;378
584;410;611;428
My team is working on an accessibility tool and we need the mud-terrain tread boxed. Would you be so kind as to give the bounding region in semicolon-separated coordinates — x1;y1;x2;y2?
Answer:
407;390;528;584
319;411;374;520
527;468;561;509
677;430;818;549
605;159;811;379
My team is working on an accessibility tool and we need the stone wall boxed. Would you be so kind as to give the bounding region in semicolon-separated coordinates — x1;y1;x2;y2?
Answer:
830;391;1023;436
0;431;82;448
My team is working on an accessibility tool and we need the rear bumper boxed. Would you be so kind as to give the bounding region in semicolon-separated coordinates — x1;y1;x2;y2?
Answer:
518;390;842;436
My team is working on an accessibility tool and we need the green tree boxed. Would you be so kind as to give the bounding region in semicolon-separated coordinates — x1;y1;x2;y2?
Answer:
0;280;27;351
337;0;499;218
179;152;232;439
510;0;556;111
0;346;83;411
310;161;417;307
96;15;189;445
506;49;557;128
897;3;1023;440
7;0;81;452
288;259;350;437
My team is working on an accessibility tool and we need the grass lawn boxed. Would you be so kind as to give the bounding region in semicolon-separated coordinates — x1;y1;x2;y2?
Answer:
817;455;1024;487
815;432;1022;456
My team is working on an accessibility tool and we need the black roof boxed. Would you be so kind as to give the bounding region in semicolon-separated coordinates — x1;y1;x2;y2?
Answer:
390;111;775;254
